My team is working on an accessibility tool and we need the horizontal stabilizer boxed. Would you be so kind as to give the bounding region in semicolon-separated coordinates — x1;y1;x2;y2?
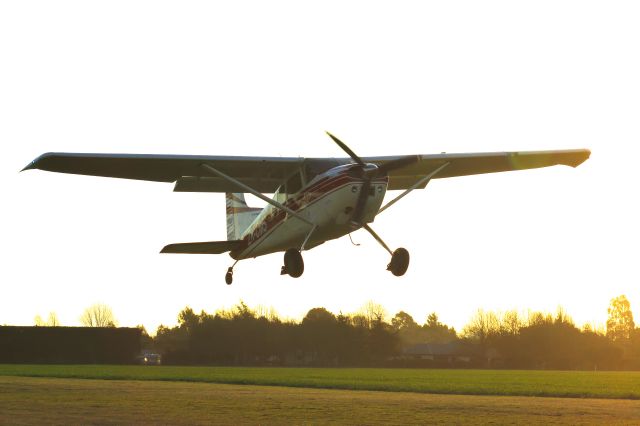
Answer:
160;240;244;254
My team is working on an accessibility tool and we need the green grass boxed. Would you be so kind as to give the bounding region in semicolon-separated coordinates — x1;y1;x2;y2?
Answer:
1;364;639;399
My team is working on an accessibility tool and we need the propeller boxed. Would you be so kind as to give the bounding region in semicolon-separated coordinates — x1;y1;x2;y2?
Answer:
326;131;419;227
326;132;365;166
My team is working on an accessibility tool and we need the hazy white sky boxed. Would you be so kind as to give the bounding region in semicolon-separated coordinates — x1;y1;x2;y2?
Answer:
1;1;639;333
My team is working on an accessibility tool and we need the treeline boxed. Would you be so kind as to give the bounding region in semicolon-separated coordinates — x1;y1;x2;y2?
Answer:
154;302;398;366
458;308;635;369
151;296;640;370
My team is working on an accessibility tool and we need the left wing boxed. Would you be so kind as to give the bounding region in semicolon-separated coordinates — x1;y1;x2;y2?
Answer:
22;152;303;193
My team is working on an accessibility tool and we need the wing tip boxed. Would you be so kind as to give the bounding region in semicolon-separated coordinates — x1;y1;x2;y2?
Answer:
160;244;177;254
21;152;57;172
570;149;591;168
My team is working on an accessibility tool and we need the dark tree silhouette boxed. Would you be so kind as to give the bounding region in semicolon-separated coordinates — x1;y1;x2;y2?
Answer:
149;300;636;370
391;311;418;331
423;313;457;343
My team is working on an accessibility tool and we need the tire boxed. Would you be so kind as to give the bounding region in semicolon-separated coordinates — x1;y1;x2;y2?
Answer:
388;247;410;277
284;248;304;278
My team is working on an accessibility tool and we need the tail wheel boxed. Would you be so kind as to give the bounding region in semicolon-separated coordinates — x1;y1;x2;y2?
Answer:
387;248;410;277
284;248;304;278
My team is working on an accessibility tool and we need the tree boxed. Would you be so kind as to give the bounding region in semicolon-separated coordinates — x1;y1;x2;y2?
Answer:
232;301;256;320
137;325;154;349
302;307;336;325
360;301;387;329
391;311;418;332
177;307;199;331
47;312;60;326
80;303;117;327
301;308;339;364
425;313;439;329
34;312;60;326
500;310;523;336
526;310;553;327
462;309;499;343
254;305;280;322
606;295;635;341
554;306;574;326
422;312;457;343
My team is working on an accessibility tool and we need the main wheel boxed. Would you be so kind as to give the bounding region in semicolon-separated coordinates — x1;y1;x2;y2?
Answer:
283;248;304;278
387;248;410;277
225;268;233;285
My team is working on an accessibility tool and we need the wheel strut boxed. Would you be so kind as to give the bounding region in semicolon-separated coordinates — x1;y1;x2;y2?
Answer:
362;224;410;276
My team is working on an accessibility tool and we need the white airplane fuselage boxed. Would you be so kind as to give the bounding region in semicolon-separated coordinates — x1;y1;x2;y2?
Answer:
231;164;388;260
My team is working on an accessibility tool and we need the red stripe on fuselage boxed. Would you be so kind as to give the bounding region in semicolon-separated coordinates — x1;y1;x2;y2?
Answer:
231;173;387;259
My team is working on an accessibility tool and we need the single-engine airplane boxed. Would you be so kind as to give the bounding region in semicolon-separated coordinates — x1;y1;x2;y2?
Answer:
23;133;590;284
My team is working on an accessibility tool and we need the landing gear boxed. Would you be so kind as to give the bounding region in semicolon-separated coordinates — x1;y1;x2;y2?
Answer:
281;248;304;278
387;248;410;277
362;224;410;277
225;267;233;285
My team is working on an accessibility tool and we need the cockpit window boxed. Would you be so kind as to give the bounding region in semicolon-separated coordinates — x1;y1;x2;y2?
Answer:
303;159;343;182
273;186;286;203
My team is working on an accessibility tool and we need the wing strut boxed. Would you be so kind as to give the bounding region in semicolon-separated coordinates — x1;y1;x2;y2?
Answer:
377;162;450;215
200;163;315;227
300;225;319;251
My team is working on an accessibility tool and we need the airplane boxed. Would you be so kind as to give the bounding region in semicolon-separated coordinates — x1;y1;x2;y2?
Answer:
23;132;590;284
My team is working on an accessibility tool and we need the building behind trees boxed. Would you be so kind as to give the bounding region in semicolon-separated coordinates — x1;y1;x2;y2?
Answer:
0;326;140;364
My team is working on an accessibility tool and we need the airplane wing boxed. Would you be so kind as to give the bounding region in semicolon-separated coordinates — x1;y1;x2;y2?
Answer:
161;240;245;254
23;148;590;192
362;149;591;190
22;153;304;193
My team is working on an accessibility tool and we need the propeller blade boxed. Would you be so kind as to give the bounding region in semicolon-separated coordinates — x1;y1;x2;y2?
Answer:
376;155;420;175
326;131;365;166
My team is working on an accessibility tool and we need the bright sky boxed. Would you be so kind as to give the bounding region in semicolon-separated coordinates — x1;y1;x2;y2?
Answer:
1;1;639;334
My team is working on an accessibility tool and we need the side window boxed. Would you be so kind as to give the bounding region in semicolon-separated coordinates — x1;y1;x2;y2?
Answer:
273;186;286;204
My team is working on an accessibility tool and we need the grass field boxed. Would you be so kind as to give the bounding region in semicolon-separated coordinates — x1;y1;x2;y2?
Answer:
1;364;639;399
2;376;640;425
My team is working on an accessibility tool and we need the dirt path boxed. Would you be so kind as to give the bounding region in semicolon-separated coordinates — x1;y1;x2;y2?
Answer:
2;376;639;425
